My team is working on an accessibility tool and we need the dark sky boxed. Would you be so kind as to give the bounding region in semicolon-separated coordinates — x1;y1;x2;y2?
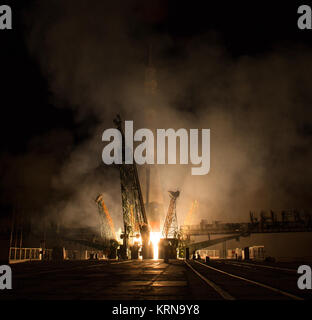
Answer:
0;1;312;228
1;1;310;152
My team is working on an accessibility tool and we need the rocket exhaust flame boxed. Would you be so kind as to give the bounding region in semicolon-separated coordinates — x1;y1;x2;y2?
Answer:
150;231;161;260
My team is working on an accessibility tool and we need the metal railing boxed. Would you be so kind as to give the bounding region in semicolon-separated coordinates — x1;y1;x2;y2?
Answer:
9;247;42;262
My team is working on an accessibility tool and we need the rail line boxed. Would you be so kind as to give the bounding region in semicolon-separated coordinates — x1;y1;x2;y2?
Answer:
185;260;235;300
185;260;304;300
219;260;297;273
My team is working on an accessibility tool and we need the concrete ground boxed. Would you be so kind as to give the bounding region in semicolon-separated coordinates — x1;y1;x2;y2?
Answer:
1;260;219;300
0;259;310;300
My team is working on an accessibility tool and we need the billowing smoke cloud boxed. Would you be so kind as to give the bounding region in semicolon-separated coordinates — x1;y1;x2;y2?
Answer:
6;0;311;231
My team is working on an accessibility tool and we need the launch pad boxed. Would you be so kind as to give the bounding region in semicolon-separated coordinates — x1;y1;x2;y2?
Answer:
1;258;311;300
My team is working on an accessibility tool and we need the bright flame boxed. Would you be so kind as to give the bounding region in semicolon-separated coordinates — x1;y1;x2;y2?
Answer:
134;235;143;260
150;232;161;260
134;235;142;246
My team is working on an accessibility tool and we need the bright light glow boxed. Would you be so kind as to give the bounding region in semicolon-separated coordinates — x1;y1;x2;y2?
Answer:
133;235;142;246
150;232;161;260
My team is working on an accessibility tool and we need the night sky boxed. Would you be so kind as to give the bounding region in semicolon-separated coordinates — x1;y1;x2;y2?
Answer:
1;1;312;229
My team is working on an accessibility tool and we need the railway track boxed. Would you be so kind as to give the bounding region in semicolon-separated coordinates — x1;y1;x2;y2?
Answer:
185;259;309;300
215;259;297;273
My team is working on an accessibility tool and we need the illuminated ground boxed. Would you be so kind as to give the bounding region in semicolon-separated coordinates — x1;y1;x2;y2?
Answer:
1;259;311;300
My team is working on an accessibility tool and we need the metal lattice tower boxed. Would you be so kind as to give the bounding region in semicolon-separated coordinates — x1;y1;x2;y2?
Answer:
95;194;116;241
114;115;150;258
162;191;180;238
